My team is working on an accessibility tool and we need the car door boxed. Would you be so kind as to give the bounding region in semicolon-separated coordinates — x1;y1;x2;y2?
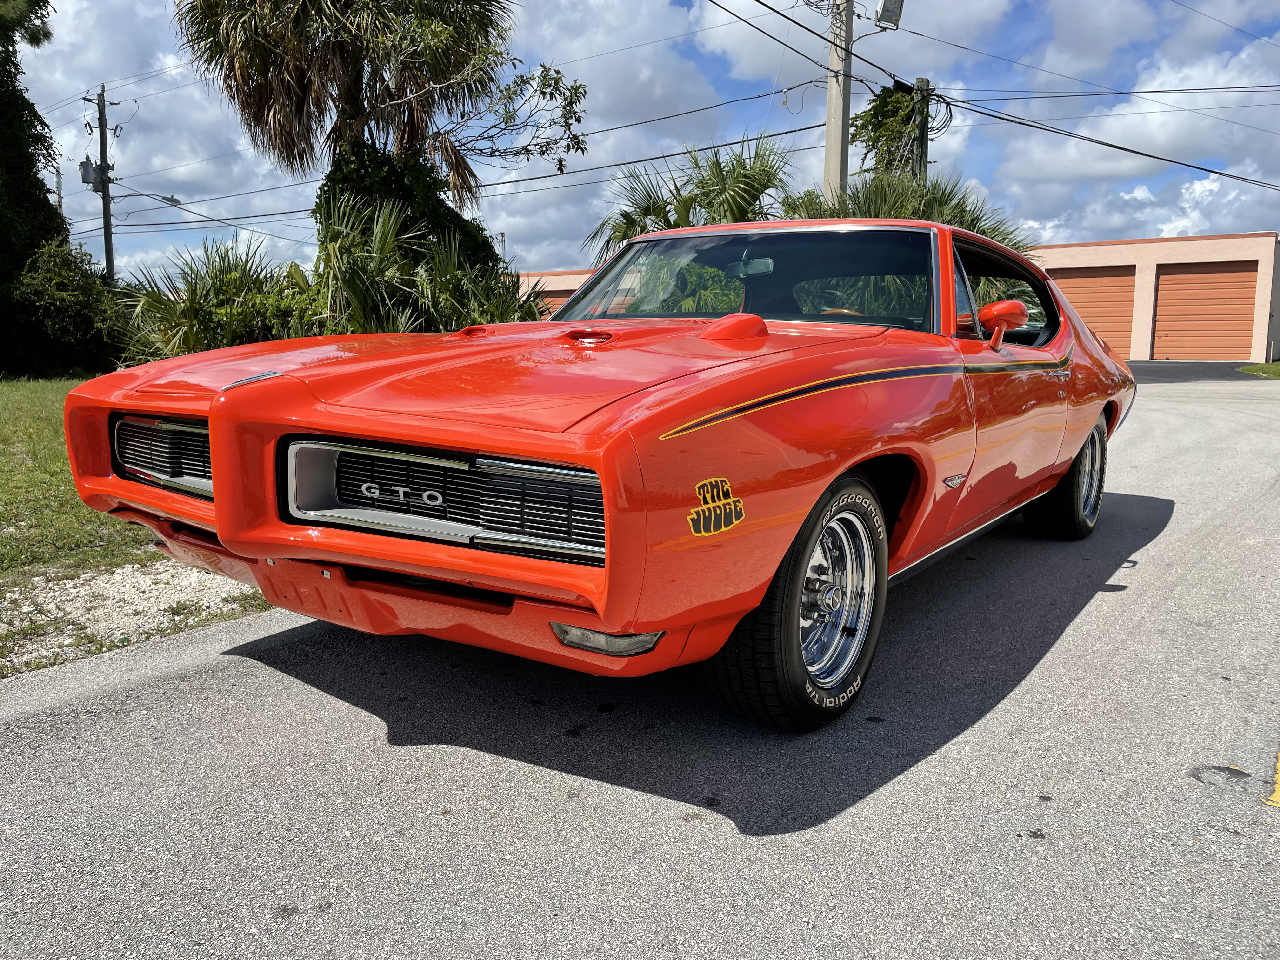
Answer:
946;239;1071;535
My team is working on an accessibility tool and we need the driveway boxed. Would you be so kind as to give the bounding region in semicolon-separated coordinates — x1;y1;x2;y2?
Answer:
3;380;1278;959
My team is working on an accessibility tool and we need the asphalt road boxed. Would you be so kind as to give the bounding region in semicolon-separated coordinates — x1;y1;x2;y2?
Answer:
1128;360;1262;383
3;381;1279;959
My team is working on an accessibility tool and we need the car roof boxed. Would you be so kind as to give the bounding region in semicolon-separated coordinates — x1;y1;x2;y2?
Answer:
640;218;942;240
627;219;1045;279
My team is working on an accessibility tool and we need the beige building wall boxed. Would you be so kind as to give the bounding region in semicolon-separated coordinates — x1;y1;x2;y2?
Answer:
1032;232;1278;363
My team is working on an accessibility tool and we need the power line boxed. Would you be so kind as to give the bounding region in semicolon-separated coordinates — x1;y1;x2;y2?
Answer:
742;0;900;82
582;79;822;138
1162;0;1280;49
115;150;251;182
906;26;1280;141
704;0;861;86
964;84;1280;102
946;98;1280;193
109;185;309;242
949;100;1280;129
555;3;803;65
40;63;190;116
479;122;824;190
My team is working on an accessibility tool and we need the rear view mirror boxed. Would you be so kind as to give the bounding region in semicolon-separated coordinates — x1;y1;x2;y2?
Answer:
725;258;774;279
978;299;1029;350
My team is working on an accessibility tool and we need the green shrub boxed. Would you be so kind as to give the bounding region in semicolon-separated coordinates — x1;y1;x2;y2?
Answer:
117;238;321;364
116;194;544;363
9;242;121;375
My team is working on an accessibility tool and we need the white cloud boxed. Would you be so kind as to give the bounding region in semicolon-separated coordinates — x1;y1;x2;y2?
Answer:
19;0;1280;273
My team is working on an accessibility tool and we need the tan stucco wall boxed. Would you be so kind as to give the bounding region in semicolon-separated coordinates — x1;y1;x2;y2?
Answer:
519;269;594;298
1031;233;1278;362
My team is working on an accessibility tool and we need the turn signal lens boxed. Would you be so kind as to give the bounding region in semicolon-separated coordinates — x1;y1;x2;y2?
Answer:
551;622;664;657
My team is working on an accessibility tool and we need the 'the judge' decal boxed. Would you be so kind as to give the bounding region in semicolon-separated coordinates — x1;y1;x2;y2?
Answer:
687;477;745;537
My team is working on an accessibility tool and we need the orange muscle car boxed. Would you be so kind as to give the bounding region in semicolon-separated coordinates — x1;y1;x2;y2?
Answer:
65;220;1135;730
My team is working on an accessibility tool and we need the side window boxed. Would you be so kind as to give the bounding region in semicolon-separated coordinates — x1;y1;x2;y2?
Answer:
953;251;976;334
955;241;1060;347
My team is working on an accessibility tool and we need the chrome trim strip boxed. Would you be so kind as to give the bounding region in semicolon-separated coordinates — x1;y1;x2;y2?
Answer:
119;465;214;497
887;490;1049;588
293;440;469;471
112;416;214;496
221;370;283;392
116;415;208;434
474;457;599;485
472;530;606;558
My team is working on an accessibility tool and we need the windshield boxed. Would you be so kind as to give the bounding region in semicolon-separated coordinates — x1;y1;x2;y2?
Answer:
557;229;935;330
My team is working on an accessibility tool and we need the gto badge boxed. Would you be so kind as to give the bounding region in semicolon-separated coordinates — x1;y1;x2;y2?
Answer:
687;477;745;537
359;482;445;506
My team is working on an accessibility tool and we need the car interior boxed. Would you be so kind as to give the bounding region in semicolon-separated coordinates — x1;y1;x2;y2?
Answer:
560;229;937;332
953;238;1061;348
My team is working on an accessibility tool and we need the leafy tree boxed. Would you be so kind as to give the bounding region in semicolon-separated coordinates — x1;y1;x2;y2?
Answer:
175;0;587;206
781;171;1032;253
584;136;791;265
316;139;500;270
11;243;122;374
1;0;71;374
848;83;917;175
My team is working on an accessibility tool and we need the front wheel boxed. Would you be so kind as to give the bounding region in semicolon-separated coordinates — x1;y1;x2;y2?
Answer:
705;476;889;732
1025;415;1108;540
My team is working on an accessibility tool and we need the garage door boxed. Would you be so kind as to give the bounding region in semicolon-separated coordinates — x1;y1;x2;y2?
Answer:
1049;266;1136;351
1152;261;1258;360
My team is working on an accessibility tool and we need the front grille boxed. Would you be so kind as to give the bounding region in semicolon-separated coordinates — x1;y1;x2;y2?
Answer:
112;416;213;500
285;439;606;566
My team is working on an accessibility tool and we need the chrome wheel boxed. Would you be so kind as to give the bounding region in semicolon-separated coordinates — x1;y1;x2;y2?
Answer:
799;510;877;689
1080;427;1104;522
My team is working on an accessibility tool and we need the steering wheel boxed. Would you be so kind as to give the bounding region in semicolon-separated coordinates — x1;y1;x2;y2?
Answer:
820;308;864;316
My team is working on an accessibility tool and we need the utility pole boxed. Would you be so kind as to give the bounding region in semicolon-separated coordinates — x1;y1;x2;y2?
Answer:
54;166;62;215
95;85;114;281
912;76;932;182
80;85;116;281
822;1;855;201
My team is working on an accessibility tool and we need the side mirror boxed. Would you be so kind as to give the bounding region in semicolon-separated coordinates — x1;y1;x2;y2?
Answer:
978;299;1029;351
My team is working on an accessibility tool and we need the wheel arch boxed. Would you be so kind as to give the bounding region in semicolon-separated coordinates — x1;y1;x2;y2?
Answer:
842;451;924;554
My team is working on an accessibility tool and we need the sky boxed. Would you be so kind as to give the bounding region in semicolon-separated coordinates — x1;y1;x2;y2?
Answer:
23;0;1280;276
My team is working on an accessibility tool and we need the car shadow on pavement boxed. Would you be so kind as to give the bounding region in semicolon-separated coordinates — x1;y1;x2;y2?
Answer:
227;492;1173;836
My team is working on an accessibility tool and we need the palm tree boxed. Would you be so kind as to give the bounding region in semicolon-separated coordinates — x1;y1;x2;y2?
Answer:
780;171;1032;253
583;136;791;265
174;0;586;204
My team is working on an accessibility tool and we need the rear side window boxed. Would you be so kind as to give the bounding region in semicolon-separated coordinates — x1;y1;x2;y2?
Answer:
955;239;1060;347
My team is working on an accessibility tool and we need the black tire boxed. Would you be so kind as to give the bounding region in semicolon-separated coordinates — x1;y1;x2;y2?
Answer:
705;475;889;732
1025;415;1108;540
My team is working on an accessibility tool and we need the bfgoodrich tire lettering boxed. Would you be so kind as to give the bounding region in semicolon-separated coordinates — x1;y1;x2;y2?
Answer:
705;475;889;732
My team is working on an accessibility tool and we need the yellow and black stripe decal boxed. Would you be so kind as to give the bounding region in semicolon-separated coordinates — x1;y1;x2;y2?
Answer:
659;346;1072;440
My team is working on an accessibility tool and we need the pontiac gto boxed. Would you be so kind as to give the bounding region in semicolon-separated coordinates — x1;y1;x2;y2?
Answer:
65;220;1135;730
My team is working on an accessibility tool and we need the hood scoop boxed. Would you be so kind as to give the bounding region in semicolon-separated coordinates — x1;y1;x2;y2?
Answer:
700;313;768;342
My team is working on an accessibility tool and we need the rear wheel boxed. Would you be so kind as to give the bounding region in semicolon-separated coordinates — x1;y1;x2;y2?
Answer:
705;476;888;732
1025;415;1108;540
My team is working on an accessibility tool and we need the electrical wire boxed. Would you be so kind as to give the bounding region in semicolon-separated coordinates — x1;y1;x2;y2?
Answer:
1162;0;1280;49
905;27;1280;140
554;2;803;65
477;122;824;190
945;97;1280;193
108;185;309;242
582;79;822;137
963;84;1280;102
742;0;900;82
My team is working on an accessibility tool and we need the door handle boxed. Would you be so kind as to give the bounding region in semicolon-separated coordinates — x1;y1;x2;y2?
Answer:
1047;369;1070;379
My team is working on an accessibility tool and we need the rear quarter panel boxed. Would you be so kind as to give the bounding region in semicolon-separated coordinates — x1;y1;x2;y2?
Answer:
1049;281;1137;465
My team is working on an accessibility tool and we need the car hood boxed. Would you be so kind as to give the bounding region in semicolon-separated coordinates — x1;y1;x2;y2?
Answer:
126;320;882;433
